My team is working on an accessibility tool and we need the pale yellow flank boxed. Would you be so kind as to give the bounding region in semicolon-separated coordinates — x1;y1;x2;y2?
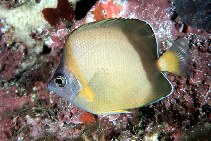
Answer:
64;42;95;102
63;19;172;114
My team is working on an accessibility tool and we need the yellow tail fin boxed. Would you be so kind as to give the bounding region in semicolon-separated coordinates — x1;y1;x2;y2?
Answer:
157;38;190;77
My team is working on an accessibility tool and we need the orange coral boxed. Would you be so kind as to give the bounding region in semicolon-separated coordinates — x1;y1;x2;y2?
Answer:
80;112;96;125
92;0;123;21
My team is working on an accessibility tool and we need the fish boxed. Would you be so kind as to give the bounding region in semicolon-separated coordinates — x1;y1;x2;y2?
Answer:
47;18;189;115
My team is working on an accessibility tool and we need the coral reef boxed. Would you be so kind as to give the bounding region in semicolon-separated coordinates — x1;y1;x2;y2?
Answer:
0;0;58;47
0;0;210;140
173;0;211;30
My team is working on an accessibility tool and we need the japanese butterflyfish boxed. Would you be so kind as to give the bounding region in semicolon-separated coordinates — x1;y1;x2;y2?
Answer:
47;18;189;115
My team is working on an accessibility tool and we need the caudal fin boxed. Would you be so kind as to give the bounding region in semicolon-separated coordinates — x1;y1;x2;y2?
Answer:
157;38;190;77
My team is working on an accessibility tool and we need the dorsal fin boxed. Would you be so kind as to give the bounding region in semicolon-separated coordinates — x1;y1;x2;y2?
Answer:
72;18;158;58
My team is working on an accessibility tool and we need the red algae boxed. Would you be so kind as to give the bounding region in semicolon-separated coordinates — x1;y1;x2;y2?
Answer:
42;8;61;26
42;0;74;26
0;47;25;81
0;118;14;139
0;88;30;115
80;112;96;125
57;0;74;22
0;0;210;140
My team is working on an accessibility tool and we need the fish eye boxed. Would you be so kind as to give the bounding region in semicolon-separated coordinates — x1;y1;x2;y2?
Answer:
54;74;67;88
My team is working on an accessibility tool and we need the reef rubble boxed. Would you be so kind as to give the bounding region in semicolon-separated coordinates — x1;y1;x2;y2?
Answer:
0;0;210;140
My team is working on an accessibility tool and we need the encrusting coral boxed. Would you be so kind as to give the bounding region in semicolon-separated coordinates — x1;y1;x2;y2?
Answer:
0;0;58;47
0;0;79;47
0;0;210;140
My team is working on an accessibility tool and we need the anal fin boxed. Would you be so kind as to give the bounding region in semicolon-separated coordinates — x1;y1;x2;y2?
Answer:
99;110;130;115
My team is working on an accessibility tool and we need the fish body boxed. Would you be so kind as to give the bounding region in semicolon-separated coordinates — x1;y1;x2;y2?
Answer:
48;19;189;115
